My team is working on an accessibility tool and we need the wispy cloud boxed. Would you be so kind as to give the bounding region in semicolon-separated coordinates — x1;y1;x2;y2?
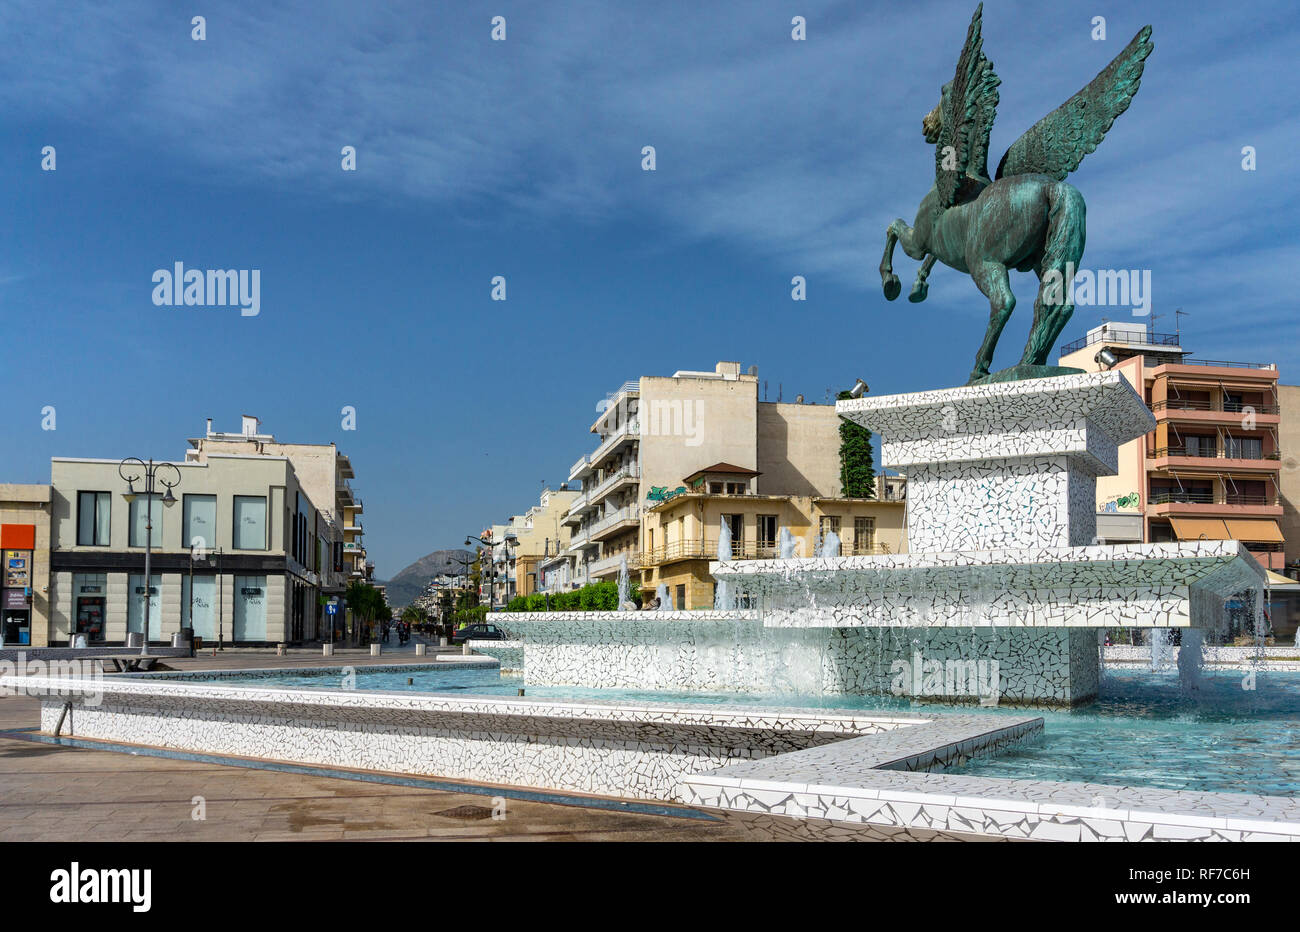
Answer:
1;0;1295;334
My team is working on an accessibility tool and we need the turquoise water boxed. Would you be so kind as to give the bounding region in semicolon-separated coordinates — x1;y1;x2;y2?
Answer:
204;665;1300;797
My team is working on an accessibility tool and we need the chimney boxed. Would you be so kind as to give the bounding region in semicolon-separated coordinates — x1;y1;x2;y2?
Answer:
205;418;213;437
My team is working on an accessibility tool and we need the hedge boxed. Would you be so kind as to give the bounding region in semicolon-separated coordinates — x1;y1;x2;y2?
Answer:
504;580;641;613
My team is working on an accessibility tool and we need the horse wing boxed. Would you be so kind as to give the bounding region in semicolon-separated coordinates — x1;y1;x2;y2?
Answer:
996;25;1153;181
935;2;1001;208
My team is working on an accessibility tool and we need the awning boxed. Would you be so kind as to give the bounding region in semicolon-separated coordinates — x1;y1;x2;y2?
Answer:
1224;518;1284;542
1169;517;1230;540
1265;570;1300;590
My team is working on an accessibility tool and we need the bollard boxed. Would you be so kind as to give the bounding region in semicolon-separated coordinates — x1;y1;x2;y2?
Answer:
370;643;382;657
414;643;426;656
276;643;286;657
323;643;334;657
462;643;472;656
439;637;448;647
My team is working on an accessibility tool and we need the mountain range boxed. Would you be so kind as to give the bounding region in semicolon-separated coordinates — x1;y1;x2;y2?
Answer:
378;548;475;608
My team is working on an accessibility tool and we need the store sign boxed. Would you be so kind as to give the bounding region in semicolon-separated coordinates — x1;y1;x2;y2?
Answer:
4;550;30;588
2;589;28;610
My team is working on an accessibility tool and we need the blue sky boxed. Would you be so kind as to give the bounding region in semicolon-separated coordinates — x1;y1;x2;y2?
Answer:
1;0;1297;576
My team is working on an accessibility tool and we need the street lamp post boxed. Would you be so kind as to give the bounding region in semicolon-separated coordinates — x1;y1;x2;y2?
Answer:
119;457;181;658
465;532;517;612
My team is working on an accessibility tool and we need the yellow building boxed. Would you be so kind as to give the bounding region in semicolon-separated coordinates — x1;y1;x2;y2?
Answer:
640;463;906;610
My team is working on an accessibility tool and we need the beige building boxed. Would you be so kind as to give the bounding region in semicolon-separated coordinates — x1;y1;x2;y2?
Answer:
186;416;361;589
49;452;332;646
543;361;904;601
484;486;580;606
1;485;52;647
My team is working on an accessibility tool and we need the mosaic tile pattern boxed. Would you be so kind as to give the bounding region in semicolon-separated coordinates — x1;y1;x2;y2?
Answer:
502;615;1098;706
10;673;929;801
835;373;1154;552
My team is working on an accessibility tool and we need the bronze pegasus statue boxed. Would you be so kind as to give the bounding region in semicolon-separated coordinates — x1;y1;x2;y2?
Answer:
878;3;1153;384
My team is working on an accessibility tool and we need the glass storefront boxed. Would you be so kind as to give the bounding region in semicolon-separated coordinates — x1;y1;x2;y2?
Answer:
181;574;218;640
73;573;108;642
233;575;267;641
126;573;162;639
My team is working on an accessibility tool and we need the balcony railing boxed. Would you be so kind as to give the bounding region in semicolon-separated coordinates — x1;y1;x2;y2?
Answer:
642;538;895;565
1173;358;1276;370
1148;490;1216;505
1152;399;1280;415
569;454;592;481
587;503;641;538
1060;329;1182;354
586;463;641;504
1150;446;1278;462
1147;489;1279;507
588;550;642;577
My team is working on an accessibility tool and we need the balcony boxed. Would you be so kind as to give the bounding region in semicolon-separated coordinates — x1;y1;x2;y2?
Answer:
1061;329;1183;354
588;550;642;578
566;527;597;554
1152;399;1280;417
586;463;641;506
1148;446;1281;472
569;454;592;483
570;421;640;484
642;538;895;566
587;504;641;541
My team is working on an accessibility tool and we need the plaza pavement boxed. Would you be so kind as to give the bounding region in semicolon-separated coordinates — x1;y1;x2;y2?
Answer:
0;639;750;842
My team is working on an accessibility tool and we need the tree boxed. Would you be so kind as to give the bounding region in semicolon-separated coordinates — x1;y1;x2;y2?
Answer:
344;580;386;644
838;389;876;498
401;604;428;625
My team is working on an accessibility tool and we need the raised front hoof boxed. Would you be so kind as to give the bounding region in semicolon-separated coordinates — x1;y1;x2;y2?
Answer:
882;273;901;301
908;281;928;303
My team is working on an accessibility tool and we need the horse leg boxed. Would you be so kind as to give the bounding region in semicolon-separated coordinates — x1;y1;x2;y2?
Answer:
1020;271;1074;366
880;219;927;301
879;227;902;300
968;261;1015;384
909;254;936;303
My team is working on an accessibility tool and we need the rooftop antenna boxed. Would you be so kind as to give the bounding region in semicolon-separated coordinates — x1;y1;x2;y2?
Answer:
1174;307;1188;339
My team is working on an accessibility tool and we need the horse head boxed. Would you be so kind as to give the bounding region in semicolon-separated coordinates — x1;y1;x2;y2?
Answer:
922;82;950;144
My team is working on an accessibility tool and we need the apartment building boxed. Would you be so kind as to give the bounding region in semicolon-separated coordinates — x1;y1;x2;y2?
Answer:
492;486;580;604
186;415;359;591
48;452;337;646
0;485;52;647
1059;322;1284;570
541;360;904;600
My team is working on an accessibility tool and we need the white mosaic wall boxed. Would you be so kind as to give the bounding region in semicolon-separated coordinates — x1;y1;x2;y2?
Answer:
836;372;1156;553
502;612;1099;706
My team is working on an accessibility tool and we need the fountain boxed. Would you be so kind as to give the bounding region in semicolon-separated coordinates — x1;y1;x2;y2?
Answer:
655;583;673;610
777;527;796;559
495;372;1267;708
616;555;631;610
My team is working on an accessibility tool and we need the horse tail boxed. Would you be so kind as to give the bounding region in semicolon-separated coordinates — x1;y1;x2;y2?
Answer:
1022;181;1087;366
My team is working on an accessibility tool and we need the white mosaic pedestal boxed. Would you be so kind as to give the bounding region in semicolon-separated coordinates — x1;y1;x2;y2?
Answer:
709;372;1267;707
